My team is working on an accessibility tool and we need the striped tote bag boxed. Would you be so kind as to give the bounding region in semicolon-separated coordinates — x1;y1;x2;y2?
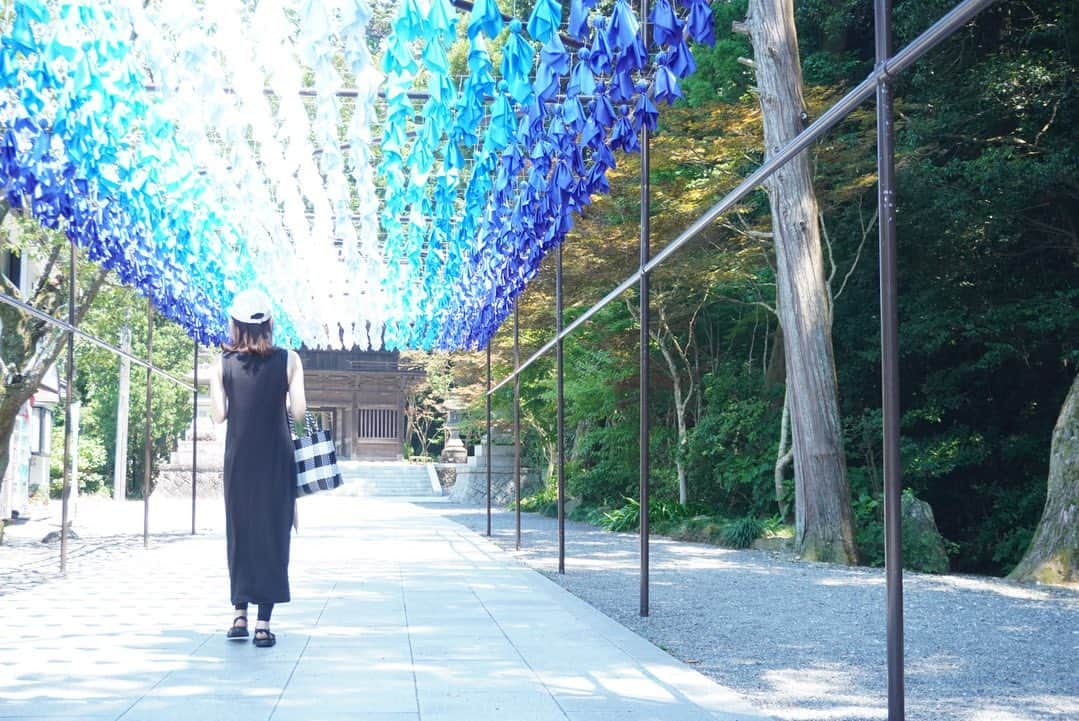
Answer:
293;414;344;496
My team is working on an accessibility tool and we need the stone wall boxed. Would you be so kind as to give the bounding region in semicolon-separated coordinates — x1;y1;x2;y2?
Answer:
155;379;225;498
449;441;541;507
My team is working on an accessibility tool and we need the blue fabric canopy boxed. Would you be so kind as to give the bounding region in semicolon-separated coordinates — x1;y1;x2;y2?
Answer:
0;0;715;350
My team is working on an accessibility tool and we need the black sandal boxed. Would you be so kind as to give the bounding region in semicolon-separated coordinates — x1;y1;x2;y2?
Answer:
226;616;249;640
253;628;276;648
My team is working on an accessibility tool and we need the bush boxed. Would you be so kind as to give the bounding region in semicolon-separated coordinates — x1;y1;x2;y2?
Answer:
722;516;765;549
567;419;641;506
601;498;641;532
519;483;559;517
660;515;727;544
599;497;720;534
684;369;783;516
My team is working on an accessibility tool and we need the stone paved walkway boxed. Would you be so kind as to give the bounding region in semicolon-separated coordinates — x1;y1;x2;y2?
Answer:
421;504;1079;721
0;497;769;721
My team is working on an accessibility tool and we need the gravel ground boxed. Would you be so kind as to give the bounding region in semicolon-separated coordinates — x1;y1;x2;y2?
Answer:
420;502;1079;721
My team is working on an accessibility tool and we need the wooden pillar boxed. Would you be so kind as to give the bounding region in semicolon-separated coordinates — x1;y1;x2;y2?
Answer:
340;404;351;458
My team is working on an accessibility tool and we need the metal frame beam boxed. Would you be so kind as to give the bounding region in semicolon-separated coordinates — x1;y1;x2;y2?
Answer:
59;241;75;574
513;302;521;551
486;344;493;537
191;340;199;535
875;0;905;717
556;241;566;574
638;0;651;619
0;292;195;392
142;299;153;549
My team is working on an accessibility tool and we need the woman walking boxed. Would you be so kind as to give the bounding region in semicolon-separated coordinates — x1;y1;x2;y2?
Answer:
209;289;306;648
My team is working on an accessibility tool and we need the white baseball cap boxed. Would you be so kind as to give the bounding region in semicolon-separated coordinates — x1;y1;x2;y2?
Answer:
228;289;272;324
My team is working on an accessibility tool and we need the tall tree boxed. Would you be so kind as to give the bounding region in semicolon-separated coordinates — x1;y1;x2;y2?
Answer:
0;206;109;503
1009;373;1079;585
626;289;707;506
739;0;856;562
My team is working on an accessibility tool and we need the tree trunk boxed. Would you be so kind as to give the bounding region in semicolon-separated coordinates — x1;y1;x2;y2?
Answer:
628;297;696;506
570;420;589;462
654;329;690;505
765;323;785;386
775;386;793;519
1009;373;1079;586
745;0;856;563
666;367;690;506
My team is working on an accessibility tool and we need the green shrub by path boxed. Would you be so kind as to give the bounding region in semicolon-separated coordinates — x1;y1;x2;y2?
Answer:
518;483;559;517
596;497;714;533
722;516;765;549
522;482;954;570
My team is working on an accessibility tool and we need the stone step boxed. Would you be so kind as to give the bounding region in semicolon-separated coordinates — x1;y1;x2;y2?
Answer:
335;461;436;497
340;482;433;490
338;489;435;497
344;483;432;489
337;485;436;496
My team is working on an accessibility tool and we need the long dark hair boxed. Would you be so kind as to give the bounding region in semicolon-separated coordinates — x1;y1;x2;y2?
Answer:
224;318;276;356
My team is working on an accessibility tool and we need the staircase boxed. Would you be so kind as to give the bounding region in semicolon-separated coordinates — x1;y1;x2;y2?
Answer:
335;461;440;497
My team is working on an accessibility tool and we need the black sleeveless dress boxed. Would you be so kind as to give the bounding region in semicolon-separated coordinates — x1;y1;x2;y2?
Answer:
222;348;295;606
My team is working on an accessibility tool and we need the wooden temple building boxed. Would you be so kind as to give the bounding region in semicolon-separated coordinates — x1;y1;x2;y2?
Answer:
296;349;425;461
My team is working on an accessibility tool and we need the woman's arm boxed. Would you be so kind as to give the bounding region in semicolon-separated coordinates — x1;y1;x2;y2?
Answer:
209;356;227;423
287;349;307;422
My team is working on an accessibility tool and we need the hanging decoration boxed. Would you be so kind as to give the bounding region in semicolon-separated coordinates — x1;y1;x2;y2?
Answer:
0;0;714;351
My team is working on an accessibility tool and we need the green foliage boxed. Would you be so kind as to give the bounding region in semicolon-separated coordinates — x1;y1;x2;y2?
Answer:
679;1;753;105
722;516;764;549
472;0;1076;579
55;283;196;498
592;497;766;550
401;352;453;459
815;0;1078;573
519;482;559;517
600;497;641;532
595;497;708;533
684;367;783;516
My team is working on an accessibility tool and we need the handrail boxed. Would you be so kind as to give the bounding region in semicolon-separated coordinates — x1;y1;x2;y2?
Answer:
0;291;197;392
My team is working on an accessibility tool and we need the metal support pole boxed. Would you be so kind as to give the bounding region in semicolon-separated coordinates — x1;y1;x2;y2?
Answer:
876;0;904;718
556;241;566;574
639;0;651;618
191;340;198;535
486;344;492;537
59;241;75;575
513;302;521;551
142;299;153;549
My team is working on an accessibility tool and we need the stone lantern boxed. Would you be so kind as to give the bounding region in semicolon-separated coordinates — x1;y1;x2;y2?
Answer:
439;391;468;464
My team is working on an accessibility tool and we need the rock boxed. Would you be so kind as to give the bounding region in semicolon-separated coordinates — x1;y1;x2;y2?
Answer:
41;526;79;544
902;492;951;574
752;536;793;553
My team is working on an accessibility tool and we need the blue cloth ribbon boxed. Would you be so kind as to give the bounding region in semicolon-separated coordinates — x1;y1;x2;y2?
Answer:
527;0;562;44
468;0;504;39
